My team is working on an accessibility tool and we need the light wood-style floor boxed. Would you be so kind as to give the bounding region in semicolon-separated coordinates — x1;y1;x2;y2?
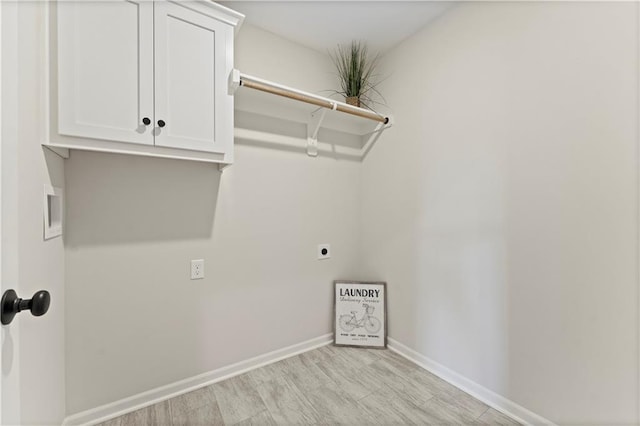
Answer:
98;345;520;425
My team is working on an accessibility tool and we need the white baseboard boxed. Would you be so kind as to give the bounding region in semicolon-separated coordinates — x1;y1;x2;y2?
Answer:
63;333;333;426
387;337;555;426
65;333;553;426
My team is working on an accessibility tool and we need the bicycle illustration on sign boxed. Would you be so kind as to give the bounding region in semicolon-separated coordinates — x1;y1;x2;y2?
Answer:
338;303;382;334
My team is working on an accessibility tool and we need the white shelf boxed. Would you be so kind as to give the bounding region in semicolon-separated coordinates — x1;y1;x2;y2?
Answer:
230;70;392;158
234;88;389;137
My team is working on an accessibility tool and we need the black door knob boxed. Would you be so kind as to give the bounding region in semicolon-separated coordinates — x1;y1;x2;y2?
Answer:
157;120;166;128
1;289;51;325
142;117;151;126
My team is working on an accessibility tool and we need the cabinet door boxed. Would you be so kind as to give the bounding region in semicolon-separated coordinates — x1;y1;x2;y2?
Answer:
57;1;154;145
153;1;233;153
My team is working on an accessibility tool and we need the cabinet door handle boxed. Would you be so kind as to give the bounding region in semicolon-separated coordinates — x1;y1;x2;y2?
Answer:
157;120;166;128
142;117;151;126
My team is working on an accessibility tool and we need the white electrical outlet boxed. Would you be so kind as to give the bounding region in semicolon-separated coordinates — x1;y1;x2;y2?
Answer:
317;244;331;260
191;259;204;280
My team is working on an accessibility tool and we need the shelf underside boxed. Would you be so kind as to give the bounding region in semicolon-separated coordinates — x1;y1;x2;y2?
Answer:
234;87;390;138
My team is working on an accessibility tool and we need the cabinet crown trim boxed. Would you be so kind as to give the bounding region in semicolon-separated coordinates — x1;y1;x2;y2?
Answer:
174;1;245;33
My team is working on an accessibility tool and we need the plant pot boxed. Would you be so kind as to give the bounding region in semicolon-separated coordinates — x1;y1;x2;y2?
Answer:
345;96;361;107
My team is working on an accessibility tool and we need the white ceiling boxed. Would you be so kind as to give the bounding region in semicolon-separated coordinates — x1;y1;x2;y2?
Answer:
219;1;453;54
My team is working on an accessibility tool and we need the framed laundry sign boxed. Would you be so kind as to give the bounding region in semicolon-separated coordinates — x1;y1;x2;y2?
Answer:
334;281;387;348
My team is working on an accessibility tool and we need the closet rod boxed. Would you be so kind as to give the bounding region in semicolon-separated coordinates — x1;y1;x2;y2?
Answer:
238;73;389;124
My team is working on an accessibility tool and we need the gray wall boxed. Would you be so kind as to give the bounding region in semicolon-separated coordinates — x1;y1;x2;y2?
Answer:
361;2;638;423
64;24;362;414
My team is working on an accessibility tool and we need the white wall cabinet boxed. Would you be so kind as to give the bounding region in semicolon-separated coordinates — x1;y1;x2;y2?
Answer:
57;0;155;147
48;1;243;164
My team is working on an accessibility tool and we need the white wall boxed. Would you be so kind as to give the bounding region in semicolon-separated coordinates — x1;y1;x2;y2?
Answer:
14;2;66;424
64;24;361;414
362;2;638;424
